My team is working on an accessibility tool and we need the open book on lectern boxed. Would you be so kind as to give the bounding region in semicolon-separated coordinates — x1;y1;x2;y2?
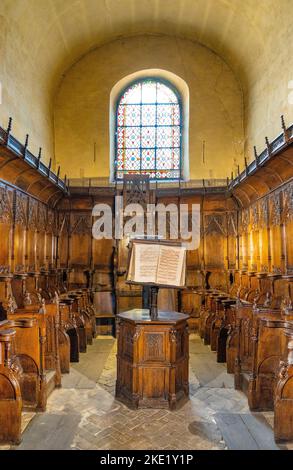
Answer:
127;240;186;288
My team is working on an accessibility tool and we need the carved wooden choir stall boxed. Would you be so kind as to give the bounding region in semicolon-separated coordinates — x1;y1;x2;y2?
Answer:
1;116;293;443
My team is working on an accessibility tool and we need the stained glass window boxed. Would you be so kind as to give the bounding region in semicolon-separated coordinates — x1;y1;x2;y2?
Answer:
115;79;182;180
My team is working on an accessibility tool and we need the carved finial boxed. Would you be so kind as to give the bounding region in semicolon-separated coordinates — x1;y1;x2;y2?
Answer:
281;114;286;132
237;164;240;176
281;115;289;143
6;117;12;134
23;134;29;156
265;136;271;156
64;174;67;185
57;166;60;178
231;171;234;180
226;176;229;187
23;291;32;306
254;146;259;167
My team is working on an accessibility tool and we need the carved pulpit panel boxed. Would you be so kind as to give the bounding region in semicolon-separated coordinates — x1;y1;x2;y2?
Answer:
143;332;165;362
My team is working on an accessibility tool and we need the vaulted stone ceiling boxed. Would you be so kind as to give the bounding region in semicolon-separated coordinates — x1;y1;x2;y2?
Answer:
1;0;284;90
0;0;292;172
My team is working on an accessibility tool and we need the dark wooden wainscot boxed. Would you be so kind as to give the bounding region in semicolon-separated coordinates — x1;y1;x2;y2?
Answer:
116;309;189;409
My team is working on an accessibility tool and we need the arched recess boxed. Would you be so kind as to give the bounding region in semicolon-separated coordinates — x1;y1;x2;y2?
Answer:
109;69;189;183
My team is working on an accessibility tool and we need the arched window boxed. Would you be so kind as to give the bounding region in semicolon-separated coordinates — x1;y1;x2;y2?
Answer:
115;78;182;181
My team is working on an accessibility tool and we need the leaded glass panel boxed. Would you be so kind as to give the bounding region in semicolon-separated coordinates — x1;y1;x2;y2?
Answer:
115;79;182;180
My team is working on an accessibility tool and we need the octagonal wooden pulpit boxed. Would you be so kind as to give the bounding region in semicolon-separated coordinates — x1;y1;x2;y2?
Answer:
115;308;189;409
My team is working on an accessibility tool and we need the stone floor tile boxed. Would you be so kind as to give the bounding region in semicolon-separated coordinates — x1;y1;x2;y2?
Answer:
1;334;288;450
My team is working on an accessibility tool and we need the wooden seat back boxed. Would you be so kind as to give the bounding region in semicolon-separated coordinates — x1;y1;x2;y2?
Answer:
0;326;22;444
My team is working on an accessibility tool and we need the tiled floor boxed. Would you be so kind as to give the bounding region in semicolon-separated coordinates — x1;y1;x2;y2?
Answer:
1;335;292;450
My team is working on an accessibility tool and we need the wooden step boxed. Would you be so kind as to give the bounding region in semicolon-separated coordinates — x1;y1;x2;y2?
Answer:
95;314;115;335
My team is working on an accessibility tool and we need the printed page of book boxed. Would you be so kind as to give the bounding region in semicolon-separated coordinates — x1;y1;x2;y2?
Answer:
156;245;186;287
133;242;160;283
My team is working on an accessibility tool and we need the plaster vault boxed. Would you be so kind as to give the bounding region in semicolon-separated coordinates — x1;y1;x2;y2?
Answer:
0;0;292;179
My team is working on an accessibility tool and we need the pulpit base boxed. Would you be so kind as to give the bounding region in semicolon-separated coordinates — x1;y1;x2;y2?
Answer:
115;309;190;410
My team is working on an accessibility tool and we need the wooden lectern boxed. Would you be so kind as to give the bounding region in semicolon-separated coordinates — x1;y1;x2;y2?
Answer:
115;240;190;409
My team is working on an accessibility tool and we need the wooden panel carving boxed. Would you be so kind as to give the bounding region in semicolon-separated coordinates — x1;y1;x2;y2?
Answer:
250;204;259;231
28;199;38;230
269;191;282;226
37;204;47;232
0;185;13;223
204;214;226;236
258;198;269;229
47;209;56;235
282;182;293;222
144;333;165;361
15;192;28;227
70;213;91;236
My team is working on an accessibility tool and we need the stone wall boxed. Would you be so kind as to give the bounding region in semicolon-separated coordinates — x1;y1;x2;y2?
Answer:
54;35;244;180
